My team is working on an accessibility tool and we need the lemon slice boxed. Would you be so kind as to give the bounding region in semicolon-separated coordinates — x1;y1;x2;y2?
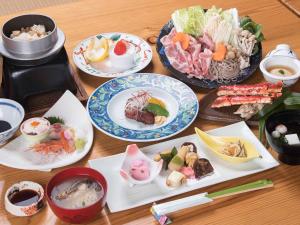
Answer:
148;97;166;109
84;37;109;62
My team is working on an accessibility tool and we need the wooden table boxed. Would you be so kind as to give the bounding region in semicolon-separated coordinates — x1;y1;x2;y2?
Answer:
1;0;300;224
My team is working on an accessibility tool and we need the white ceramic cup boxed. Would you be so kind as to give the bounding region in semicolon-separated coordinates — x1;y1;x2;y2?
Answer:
259;55;300;87
5;181;45;217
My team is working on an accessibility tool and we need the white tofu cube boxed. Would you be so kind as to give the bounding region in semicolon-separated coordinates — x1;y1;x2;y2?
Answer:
285;134;300;145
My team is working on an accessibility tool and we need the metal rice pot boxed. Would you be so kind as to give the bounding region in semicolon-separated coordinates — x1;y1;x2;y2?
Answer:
1;14;58;57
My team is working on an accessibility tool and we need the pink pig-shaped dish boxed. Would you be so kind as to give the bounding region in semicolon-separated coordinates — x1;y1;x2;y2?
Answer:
120;144;163;186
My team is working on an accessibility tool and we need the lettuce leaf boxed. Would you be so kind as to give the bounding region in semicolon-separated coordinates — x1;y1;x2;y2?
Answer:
171;6;205;37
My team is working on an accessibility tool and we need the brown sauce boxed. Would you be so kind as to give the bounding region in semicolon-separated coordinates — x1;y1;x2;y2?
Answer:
9;189;40;206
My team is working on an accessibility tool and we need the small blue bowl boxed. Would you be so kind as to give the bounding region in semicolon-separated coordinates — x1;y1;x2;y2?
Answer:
0;99;24;144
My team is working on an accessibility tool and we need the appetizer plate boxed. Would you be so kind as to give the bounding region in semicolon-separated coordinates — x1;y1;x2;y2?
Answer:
198;89;259;126
0;91;93;171
89;121;279;212
156;20;262;89
73;33;152;78
87;73;199;142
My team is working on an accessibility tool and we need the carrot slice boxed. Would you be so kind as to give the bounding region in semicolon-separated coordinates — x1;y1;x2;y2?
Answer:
172;32;190;50
213;43;227;61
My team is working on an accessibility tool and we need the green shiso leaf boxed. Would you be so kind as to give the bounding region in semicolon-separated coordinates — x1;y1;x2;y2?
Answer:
144;103;169;117
45;116;65;125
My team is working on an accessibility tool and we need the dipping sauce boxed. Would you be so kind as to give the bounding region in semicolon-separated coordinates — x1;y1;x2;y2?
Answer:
0;120;11;132
9;189;40;206
50;177;104;209
267;66;295;77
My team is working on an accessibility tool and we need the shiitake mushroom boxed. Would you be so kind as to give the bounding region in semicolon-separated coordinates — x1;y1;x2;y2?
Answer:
181;142;197;153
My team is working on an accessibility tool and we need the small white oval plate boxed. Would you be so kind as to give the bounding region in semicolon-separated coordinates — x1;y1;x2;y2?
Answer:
73;33;152;78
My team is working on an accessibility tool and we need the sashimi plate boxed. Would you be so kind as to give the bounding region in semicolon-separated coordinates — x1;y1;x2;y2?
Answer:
89;121;279;213
73;32;152;78
0;91;93;171
87;73;199;142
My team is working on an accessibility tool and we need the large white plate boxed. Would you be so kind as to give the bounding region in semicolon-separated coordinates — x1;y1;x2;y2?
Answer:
73;33;152;78
89;121;279;213
0;91;93;171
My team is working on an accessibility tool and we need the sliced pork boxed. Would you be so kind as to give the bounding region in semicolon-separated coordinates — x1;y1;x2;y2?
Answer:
161;28;213;79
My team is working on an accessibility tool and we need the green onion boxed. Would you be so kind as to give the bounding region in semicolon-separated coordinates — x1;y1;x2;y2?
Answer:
258;91;290;118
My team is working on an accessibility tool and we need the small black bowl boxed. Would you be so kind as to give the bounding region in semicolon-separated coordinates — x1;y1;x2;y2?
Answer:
265;110;300;165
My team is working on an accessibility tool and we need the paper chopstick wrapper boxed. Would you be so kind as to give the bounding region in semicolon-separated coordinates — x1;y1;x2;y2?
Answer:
151;179;273;224
152;192;212;215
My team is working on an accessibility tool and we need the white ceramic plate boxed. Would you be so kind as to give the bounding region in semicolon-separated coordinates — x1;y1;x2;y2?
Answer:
89;121;279;213
0;91;93;171
73;33;152;77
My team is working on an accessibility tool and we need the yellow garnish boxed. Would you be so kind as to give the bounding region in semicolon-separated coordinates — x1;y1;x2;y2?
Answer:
84;37;109;62
148;97;166;108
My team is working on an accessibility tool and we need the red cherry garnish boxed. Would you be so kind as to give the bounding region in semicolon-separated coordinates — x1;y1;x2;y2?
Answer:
114;40;127;55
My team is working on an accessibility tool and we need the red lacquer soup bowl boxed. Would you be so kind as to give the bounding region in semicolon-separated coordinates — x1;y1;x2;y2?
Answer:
46;167;107;224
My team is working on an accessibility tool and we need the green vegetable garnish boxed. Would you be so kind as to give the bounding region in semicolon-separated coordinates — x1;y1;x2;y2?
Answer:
144;103;169;117
75;138;86;150
45;116;65;125
279;69;285;75
160;146;178;170
240;16;265;42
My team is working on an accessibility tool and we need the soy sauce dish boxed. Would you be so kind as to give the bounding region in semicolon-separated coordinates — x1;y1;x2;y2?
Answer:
265;110;300;165
46;167;107;224
4;181;45;216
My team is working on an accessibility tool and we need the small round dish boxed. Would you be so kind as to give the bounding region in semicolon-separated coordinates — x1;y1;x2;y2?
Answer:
265;110;300;165
87;73;199;142
5;181;44;217
156;20;262;89
73;32;152;78
20;117;51;142
259;55;300;87
0;98;24;144
1;14;58;56
46;167;107;224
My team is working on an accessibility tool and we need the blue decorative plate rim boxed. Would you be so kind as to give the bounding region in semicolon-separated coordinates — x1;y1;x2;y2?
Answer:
87;73;199;142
